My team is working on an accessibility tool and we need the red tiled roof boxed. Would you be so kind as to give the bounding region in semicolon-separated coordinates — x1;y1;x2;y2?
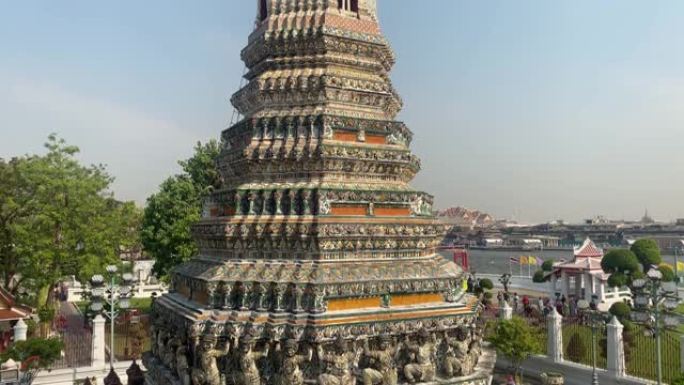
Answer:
574;238;603;258
0;286;32;319
0;309;29;321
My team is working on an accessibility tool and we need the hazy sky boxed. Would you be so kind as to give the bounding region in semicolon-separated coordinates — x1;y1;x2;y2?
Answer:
1;1;684;223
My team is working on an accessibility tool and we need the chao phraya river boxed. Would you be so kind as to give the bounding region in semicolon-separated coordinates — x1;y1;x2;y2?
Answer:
439;248;684;277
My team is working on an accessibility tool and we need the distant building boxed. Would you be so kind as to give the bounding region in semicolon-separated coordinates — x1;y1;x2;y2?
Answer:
534;235;561;248
507;237;543;249
640;209;655;225
438;206;495;228
483;238;504;248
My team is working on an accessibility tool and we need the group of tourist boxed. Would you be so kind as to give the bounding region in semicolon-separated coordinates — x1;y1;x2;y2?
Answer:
494;290;591;322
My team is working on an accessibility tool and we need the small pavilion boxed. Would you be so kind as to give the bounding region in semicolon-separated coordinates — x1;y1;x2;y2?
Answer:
0;287;32;352
549;238;630;310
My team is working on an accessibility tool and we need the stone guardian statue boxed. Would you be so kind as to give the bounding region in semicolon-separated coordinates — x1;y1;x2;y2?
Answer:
317;337;356;385
402;330;436;383
275;339;312;385
191;336;229;385
361;336;398;385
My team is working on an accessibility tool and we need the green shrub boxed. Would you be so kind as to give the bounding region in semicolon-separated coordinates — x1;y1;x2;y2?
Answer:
479;278;494;291
609;302;631;320
602;249;640;286
566;332;587;363
532;270;546;283
631;239;662;272
659;264;676;282
541;260;555;271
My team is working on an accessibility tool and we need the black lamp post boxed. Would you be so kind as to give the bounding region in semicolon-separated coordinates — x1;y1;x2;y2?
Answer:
499;273;511;293
631;266;679;385
87;265;135;370
577;295;604;385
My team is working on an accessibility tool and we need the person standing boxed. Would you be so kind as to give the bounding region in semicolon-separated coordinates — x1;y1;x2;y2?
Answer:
513;293;520;312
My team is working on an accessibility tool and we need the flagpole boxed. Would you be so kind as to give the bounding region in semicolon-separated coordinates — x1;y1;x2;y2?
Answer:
519;256;522;277
528;257;531;278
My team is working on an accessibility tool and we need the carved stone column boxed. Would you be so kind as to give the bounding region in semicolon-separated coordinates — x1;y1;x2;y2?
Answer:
273;283;286;312
222;282;234;310
274;190;284;215
289;190;298;216
302;190;312;215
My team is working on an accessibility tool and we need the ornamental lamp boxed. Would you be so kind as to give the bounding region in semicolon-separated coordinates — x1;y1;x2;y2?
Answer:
648;268;663;281
634;295;650;307
664;316;679;328
664;299;679;311
90;301;104;312
662;282;677;294
91;275;105;286
122;273;135;284
633;311;649;323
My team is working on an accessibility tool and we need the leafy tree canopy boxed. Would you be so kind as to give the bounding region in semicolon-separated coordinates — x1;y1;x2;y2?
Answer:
609;302;631;320
487;316;542;375
601;249;640;287
532;270;546;283
658;264;676;282
141;140;221;279
0;135;141;304
1;337;64;384
630;239;662;272
479;278;494;291
541;259;555;272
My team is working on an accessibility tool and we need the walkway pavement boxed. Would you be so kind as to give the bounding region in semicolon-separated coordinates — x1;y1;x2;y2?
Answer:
52;301;92;369
496;356;654;385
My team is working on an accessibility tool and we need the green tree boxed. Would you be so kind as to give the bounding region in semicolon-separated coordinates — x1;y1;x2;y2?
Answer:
487;316;542;382
1;337;64;385
658;264;676;282
601;249;640;287
541;259;555;272
0;135;140;304
141;140;221;279
478;278;494;291
609;302;631;321
0;156;39;293
532;270;546;283
631;239;662;272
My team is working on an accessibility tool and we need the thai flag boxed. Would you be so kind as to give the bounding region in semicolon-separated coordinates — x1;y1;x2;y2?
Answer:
510;257;519;264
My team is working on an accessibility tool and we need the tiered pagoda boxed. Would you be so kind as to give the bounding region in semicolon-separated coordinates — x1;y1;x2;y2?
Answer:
145;1;491;385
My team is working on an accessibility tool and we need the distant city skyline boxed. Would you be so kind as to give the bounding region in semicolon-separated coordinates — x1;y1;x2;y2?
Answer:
2;1;684;223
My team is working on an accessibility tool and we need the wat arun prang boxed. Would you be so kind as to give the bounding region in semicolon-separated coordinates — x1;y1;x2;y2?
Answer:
144;1;492;385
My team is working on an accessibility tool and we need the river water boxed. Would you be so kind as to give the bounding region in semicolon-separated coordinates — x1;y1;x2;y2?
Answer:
438;249;684;277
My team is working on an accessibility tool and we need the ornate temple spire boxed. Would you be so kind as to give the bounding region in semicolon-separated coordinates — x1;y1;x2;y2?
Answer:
145;4;486;384
233;0;399;121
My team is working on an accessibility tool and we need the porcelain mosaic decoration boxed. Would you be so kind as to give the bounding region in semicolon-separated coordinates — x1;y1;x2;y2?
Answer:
144;1;489;384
